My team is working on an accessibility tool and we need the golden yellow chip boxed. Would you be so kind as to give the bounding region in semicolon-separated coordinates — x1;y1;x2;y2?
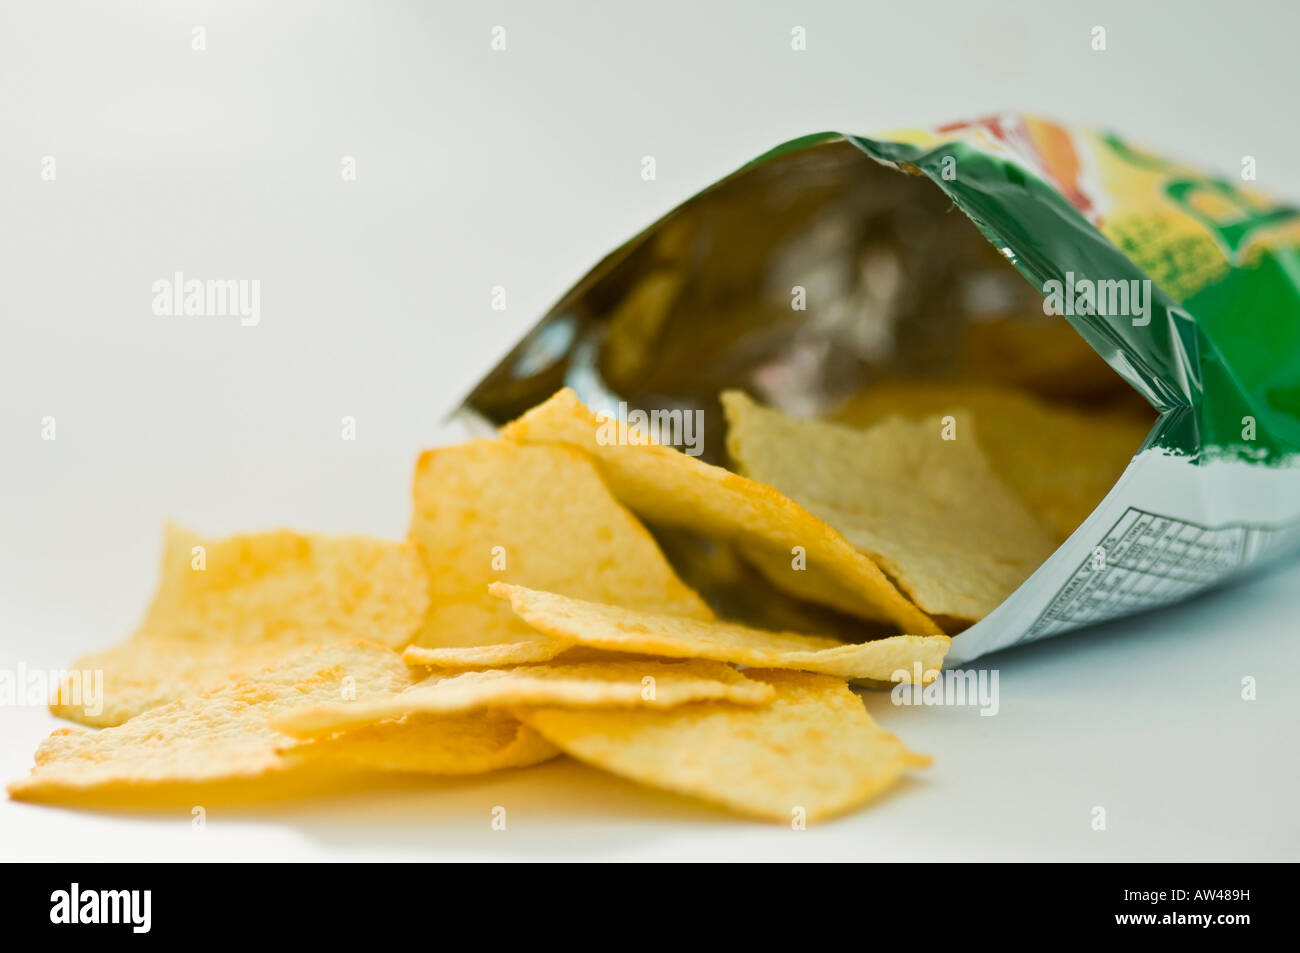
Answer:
834;380;1151;538
10;642;411;801
53;641;295;729
957;312;1136;403
518;669;929;822
401;440;713;669
490;583;949;681
649;526;896;641
723;391;1057;622
135;525;426;644
602;269;685;386
500;389;940;635
274;658;774;737
281;711;561;775
52;526;428;727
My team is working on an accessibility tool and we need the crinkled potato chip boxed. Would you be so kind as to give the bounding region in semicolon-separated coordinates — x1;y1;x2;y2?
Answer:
10;642;411;801
401;440;713;669
518;669;930;822
723;390;1057;623
403;632;565;669
490;583;950;681
274;658;774;737
648;525;897;642
602;269;686;386
281;711;561;775
52;526;428;727
956;311;1138;404
833;380;1151;539
53;641;298;729
136;525;426;645
500;389;940;635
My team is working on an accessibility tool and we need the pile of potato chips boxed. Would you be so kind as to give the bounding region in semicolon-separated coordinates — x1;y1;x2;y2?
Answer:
10;382;1148;822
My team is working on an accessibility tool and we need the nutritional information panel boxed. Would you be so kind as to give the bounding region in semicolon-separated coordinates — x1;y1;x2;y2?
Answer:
1024;507;1300;640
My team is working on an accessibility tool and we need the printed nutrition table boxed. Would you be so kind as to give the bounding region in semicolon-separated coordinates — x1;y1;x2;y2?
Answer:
1024;507;1300;640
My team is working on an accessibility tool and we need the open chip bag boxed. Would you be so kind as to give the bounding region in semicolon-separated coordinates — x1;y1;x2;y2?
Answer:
460;114;1300;664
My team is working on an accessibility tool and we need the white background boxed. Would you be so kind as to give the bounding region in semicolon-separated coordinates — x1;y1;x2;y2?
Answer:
2;0;1297;861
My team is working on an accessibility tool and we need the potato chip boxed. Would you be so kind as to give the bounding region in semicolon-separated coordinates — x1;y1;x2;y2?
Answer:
490;583;950;681
723;390;1057;622
10;642;411;801
401;440;714;669
281;711;561;775
648;525;897;641
53;641;296;729
518;669;929;822
834;380;1151;538
137;525;426;644
500;389;940;635
52;526;428;727
274;658;774;737
602;269;685;386
957;312;1136;403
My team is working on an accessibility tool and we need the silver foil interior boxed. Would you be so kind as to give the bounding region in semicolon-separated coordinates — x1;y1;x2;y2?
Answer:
460;138;1046;464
